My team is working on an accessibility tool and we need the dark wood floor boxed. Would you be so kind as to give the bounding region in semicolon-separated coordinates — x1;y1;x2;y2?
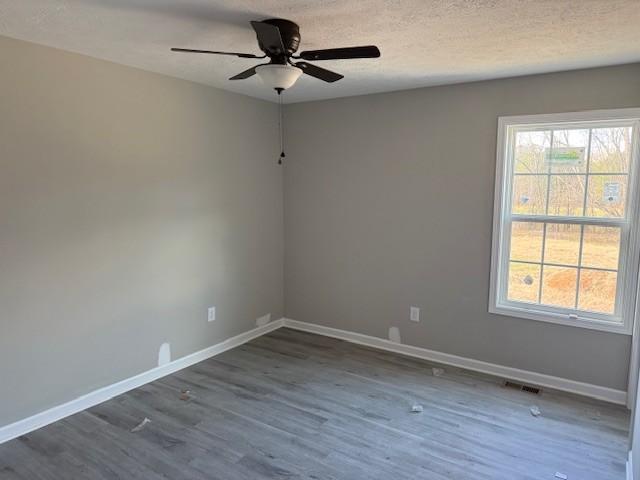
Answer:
0;328;630;479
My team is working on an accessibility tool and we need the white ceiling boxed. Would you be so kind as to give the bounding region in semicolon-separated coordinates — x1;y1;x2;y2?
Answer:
1;0;639;103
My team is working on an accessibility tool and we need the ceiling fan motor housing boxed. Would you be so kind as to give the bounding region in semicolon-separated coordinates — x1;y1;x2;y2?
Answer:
261;18;301;60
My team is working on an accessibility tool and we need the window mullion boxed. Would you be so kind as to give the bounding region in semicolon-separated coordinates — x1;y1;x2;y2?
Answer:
539;129;552;304
544;131;554;215
582;128;593;216
573;129;592;311
511;259;616;273
514;171;627;176
574;224;585;309
537;222;548;304
511;214;626;228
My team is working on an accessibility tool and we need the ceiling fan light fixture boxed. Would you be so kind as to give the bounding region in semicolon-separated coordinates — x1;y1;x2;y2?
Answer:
255;64;302;91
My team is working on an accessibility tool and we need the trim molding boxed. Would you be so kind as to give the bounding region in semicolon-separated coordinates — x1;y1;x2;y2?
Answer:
0;318;285;445
629;450;634;480
1;316;627;445
283;318;628;406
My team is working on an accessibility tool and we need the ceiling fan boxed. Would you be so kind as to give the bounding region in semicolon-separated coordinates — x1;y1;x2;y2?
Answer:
171;18;381;91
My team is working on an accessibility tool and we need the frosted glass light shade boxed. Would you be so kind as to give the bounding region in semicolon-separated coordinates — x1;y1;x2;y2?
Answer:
255;64;302;90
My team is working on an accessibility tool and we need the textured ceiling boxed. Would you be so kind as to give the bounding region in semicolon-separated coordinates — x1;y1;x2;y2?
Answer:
1;0;639;103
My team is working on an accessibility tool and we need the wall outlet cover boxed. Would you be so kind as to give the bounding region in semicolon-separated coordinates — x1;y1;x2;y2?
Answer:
410;306;420;322
208;306;216;322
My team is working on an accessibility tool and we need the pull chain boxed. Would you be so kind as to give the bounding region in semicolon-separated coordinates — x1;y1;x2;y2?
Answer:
277;88;285;165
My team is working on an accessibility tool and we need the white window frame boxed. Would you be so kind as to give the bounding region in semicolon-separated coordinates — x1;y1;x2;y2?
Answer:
489;108;640;335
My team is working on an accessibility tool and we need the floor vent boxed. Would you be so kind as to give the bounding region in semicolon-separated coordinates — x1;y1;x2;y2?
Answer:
503;380;541;395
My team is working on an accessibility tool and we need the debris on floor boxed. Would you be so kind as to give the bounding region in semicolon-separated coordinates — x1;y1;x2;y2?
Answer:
530;405;541;417
179;389;192;401
131;417;151;433
432;367;444;377
554;472;567;479
410;404;424;413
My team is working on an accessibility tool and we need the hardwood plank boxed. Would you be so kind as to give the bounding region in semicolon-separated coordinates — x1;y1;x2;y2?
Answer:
0;328;629;479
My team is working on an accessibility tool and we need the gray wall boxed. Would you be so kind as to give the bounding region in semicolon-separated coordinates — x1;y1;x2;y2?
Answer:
2;33;638;429
284;63;640;391
0;36;283;426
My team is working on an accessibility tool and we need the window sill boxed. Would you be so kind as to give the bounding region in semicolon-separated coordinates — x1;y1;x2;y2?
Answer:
489;303;631;335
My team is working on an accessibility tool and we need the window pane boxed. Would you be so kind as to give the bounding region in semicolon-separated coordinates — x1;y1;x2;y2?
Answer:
578;269;617;314
515;130;550;173
498;118;637;326
541;265;578;308
510;222;543;262
544;224;581;266
581;226;621;270
549;129;589;173
508;262;540;303
589;127;632;174
548;175;585;216
512;175;547;215
585;174;627;218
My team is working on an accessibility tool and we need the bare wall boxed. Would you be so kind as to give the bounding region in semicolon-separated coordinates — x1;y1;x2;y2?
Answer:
283;64;640;391
0;36;283;426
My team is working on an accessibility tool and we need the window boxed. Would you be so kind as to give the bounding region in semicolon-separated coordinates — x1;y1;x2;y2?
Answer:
490;109;640;334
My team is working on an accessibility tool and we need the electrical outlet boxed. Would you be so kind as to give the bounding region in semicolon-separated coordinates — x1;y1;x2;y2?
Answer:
410;306;420;322
208;306;216;322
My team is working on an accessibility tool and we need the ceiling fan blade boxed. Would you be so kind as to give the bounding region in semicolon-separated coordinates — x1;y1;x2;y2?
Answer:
229;64;264;80
171;48;264;59
298;45;380;61
295;62;343;83
250;21;285;54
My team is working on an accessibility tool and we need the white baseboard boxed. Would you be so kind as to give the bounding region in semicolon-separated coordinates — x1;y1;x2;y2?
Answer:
1;316;627;445
283;318;628;406
0;318;285;445
629;450;634;480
